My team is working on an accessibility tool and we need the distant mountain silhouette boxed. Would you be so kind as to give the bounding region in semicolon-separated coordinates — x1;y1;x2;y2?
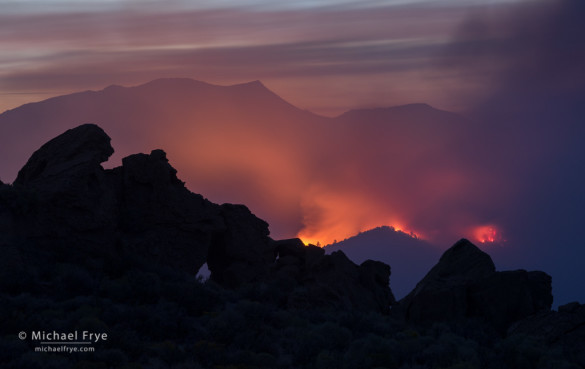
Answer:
335;103;466;146
337;103;462;125
0;78;323;179
0;78;465;181
1;124;393;313
324;226;441;299
0;78;469;243
2;124;583;368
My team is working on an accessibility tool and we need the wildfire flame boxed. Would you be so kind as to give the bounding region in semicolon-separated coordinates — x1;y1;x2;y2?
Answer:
299;222;421;248
473;224;503;245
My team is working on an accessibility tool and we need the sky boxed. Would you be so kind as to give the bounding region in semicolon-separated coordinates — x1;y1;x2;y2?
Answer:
1;0;584;305
0;0;530;116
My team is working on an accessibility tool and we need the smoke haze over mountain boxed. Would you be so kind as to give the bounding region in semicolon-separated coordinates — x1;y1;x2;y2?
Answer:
0;0;584;306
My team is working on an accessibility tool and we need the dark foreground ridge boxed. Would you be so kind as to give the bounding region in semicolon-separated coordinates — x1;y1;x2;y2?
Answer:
0;124;583;368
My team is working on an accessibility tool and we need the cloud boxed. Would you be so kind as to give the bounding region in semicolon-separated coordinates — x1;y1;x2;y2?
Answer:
0;3;467;115
431;0;585;304
3;0;583;305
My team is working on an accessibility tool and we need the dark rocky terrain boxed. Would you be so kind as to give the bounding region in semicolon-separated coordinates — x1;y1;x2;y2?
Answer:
0;78;469;246
324;226;442;300
0;125;583;368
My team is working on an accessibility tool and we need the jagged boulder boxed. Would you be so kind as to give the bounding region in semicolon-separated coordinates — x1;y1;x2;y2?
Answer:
14;124;113;193
399;239;552;333
509;302;585;366
400;239;495;322
113;149;225;274
4;125;120;265
0;183;25;290
207;204;274;287
5;123;395;300
360;260;395;313
271;238;324;281
468;270;552;333
11;124;117;236
1;124;256;276
272;239;395;313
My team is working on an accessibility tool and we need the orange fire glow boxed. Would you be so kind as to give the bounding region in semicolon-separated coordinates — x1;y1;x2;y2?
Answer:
298;220;421;248
473;224;503;245
0;77;502;251
299;237;323;247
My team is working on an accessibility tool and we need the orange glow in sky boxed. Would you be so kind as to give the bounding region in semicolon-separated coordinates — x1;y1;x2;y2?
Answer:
473;224;503;245
0;0;518;251
298;215;422;247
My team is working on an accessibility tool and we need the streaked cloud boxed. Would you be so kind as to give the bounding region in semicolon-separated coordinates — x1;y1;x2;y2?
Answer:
0;1;490;115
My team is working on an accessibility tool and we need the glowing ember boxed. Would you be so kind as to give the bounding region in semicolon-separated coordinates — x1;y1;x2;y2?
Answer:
298;223;420;248
300;237;323;247
473;224;502;244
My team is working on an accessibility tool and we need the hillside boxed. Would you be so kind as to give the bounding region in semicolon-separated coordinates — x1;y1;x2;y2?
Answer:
325;226;441;299
0;78;468;245
1;125;583;368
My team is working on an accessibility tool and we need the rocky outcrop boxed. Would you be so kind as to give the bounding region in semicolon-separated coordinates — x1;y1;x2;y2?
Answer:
273;238;324;281
2;125;236;275
399;239;496;322
11;125;118;239
3;124;563;321
1;124;394;313
509;302;585;367
273;238;395;313
399;239;552;333
113;149;225;274
467;270;552;333
207;204;274;287
14;124;113;191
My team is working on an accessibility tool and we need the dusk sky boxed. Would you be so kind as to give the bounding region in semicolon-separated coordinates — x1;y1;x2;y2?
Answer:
1;0;584;305
1;0;533;116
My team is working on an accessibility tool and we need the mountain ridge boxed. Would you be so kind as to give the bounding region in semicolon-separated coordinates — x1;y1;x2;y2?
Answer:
0;78;458;120
325;226;441;299
1;124;583;368
0;78;469;246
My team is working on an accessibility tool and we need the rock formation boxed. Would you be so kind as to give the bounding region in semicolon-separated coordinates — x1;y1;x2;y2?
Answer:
273;238;395;313
509;302;585;367
207;203;274;288
1;124;566;320
113;149;225;274
2;124;232;275
14;123;114;191
399;239;553;333
0;124;394;313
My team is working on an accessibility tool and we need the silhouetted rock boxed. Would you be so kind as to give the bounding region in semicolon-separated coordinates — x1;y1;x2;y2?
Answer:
359;260;396;312
275;238;308;260
207;204;274;287
399;239;495;322
271;238;309;281
399;239;552;333
114;149;224;274
468;270;552;333
324;226;441;300
272;239;394;313
303;251;394;313
426;238;496;280
14;124;113;192
509;302;585;366
558;301;581;313
2;124;562;324
0;183;24;291
10;124;116;236
5;125;120;265
2;125;254;276
0;124;395;314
